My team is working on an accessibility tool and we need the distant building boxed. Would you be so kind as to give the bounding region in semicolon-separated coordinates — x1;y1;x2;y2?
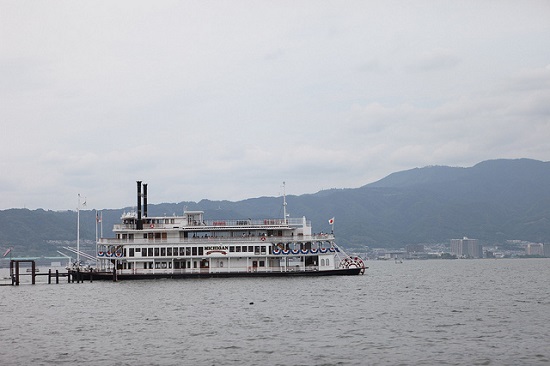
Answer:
545;244;550;258
526;243;544;256
406;244;425;253
450;237;483;258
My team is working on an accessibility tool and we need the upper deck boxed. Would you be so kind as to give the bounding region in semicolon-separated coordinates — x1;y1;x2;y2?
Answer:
115;211;311;232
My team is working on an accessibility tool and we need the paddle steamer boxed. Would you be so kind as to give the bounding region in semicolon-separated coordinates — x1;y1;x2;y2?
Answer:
90;182;365;280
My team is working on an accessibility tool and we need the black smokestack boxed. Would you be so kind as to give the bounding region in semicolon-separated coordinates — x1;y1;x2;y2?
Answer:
143;183;148;218
137;181;143;230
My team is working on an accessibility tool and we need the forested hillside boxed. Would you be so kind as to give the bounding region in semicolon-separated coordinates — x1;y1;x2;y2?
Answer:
1;159;549;256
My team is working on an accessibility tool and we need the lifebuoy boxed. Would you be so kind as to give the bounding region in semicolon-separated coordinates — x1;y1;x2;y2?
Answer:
150;224;154;228
261;236;266;241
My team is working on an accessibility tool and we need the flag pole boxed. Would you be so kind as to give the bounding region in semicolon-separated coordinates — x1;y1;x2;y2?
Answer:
77;194;80;265
76;194;86;266
95;209;98;265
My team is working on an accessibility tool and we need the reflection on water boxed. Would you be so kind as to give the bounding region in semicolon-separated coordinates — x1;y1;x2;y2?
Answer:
1;259;549;365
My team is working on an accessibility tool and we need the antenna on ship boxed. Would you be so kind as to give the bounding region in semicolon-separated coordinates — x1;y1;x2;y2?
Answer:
283;181;287;224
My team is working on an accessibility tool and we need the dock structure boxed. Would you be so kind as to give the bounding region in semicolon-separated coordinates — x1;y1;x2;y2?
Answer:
7;260;94;286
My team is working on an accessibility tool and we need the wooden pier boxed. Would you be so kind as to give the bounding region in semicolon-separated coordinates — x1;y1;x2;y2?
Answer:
7;260;94;285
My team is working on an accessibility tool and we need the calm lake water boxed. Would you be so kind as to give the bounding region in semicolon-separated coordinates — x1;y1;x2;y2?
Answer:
1;259;549;365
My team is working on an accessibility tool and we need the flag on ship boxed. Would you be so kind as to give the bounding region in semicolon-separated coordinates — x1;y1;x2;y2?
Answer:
3;248;12;257
328;217;335;225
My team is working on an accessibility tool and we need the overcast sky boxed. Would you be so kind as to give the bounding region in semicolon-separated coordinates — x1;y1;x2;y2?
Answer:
1;1;549;211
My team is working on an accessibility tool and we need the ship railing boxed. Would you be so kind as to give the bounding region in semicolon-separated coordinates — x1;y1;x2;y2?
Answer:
204;218;308;227
113;217;310;231
114;266;321;276
98;233;335;245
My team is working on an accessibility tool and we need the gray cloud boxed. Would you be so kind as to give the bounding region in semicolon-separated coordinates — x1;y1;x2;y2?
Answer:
1;1;549;210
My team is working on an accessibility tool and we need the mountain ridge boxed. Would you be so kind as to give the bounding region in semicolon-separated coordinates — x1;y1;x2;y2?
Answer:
1;158;549;256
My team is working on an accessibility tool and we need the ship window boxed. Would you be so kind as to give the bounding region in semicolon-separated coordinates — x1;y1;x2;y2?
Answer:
148;248;153;257
154;248;159;256
155;262;160;269
167;248;172;256
142;248;147;257
259;261;265;267
149;262;153;269
186;247;191;256
173;247;177;256
143;262;147;269
321;259;325;266
193;261;197;268
192;247;197;256
248;246;253;252
143;234;147;239
179;247;185;255
175;261;180;269
326;259;330;266
135;248;141;252
129;248;135;257
161;248;166;256
261;246;266;254
198;247;204;255
254;246;260;254
236;246;241;252
155;233;161;239
129;234;134;240
230;246;235;252
162;232;167;240
128;262;133;270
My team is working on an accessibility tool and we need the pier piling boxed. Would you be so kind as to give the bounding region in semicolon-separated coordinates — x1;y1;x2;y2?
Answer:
7;260;92;286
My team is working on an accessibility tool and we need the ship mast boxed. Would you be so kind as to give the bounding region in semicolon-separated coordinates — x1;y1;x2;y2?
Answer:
283;181;287;224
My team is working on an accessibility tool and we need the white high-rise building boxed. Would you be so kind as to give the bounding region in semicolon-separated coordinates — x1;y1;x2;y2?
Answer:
526;243;544;256
450;237;483;258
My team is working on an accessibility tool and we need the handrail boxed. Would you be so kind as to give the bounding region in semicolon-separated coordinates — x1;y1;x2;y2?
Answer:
114;266;321;276
98;234;334;245
113;217;310;231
